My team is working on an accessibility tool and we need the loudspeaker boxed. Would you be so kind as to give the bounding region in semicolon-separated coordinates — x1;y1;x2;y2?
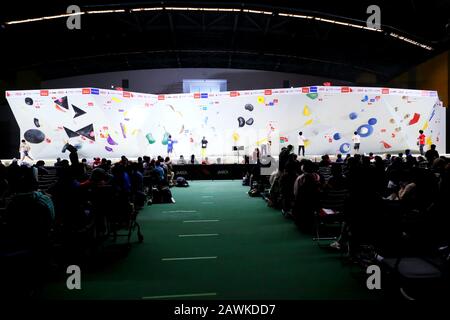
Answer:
122;79;129;89
283;80;290;88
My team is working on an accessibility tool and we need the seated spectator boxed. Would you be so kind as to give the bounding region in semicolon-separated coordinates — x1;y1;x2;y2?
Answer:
383;153;392;166
404;149;411;157
137;157;144;173
202;157;210;165
279;160;298;215
190;154;199;164
6;159;21;194
130;162;146;207
120;155;129;167
335;154;344;163
54;157;63;167
344;154;351;163
325;163;347;191
319;155;331;167
154;161;165;184
47;164;84;230
112;163;132;194
279;145;293;172
292;160;321;231
35;160;49;175
178;155;186;165
4;165;55;248
93;157;101;168
165;157;174;186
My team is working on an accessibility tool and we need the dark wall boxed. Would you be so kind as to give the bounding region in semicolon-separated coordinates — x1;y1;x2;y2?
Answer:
42;68;353;94
1;69;42;159
0;103;20;159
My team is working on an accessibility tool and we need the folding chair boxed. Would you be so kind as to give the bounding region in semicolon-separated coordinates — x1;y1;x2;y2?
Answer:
313;189;349;247
90;187;144;245
379;246;450;300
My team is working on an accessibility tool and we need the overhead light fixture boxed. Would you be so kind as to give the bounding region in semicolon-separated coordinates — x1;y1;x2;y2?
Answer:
242;9;272;15
131;7;164;12
389;32;433;50
5;12;84;25
86;9;126;14
2;5;433;50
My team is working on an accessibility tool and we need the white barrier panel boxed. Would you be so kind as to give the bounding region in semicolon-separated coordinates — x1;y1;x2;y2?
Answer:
5;86;446;160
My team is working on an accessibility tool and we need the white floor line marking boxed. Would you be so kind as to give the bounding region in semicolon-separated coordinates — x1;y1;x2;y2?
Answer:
201;202;214;204
162;210;198;213
178;233;219;237
162;256;217;261
142;292;217;299
201;195;214;198
183;219;220;223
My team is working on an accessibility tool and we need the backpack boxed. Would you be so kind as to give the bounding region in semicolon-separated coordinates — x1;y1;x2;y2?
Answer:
176;177;189;187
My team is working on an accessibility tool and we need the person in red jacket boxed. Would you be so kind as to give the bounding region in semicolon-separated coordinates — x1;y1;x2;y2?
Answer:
417;130;426;155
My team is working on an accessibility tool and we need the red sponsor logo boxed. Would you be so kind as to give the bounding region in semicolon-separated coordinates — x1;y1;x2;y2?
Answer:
341;87;351;93
264;89;272;95
158;95;165;100
230;91;239;97
194;93;201;99
382;88;390;94
88;102;94;107
82;88;90;94
301;87;309;93
40;90;49;96
323;82;331;86
123;91;131;98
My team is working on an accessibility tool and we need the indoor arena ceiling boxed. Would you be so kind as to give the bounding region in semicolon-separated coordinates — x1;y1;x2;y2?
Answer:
0;0;449;83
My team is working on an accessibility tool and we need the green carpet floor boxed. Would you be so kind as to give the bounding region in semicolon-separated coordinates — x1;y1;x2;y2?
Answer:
40;180;381;300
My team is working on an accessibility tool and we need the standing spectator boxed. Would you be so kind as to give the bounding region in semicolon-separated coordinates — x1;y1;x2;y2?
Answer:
279;145;294;172
425;144;439;167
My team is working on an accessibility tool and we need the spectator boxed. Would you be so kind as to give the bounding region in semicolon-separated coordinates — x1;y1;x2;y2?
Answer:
190;154;199;164
425;144;439;167
178;155;186;165
279;145;294;172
